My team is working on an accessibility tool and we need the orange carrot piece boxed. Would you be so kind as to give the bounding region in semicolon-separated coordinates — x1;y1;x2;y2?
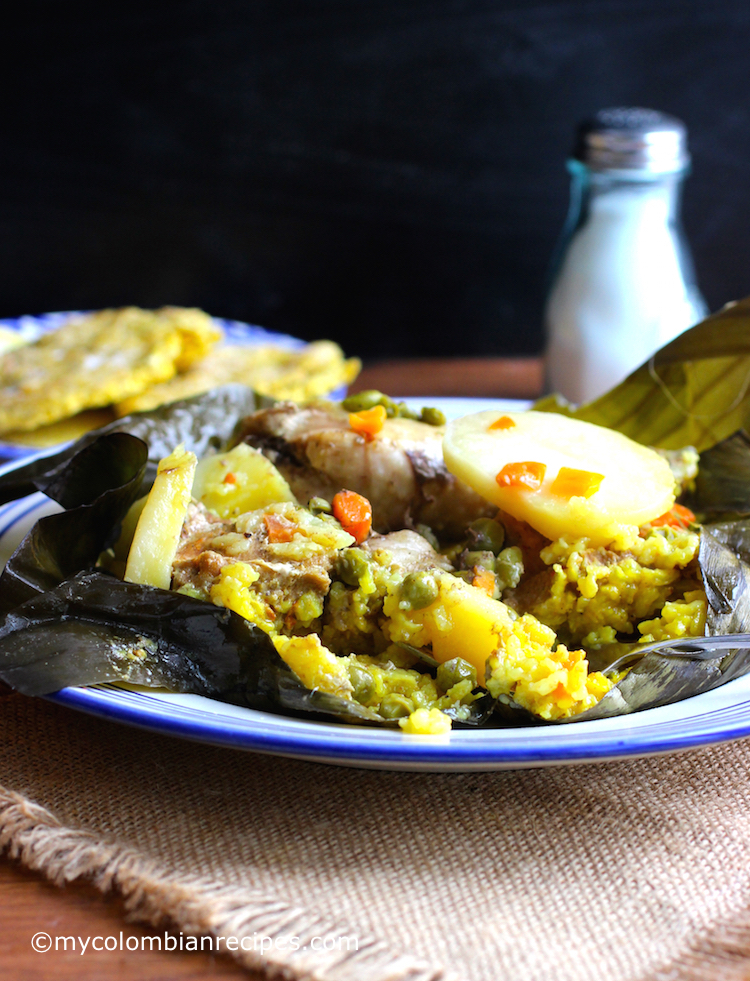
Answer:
495;461;546;492
222;471;237;484
550;467;604;499
349;405;387;441
263;513;296;543
650;503;696;529
332;489;372;544
471;568;496;596
488;415;516;431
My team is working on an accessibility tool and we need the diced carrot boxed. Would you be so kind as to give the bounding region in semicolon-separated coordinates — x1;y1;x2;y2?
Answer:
222;471;237;484
263;513;297;543
488;415;516;431
550;467;604;499
471;568;496;596
349;405;387;441
495;461;546;491
650;503;696;529
332;489;372;544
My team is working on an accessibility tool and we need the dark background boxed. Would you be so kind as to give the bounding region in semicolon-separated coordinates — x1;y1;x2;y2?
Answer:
3;0;750;359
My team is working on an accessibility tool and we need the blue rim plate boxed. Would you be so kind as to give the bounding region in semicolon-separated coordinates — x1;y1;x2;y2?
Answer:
2;398;750;771
0;312;314;460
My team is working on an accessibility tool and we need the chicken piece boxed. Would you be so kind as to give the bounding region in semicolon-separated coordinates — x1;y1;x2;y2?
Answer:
362;529;453;573
235;401;495;539
171;499;343;610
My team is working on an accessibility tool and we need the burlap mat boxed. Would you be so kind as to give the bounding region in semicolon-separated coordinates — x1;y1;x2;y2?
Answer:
4;693;750;981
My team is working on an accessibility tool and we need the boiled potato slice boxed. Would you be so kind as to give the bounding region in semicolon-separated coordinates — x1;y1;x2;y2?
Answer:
443;410;675;544
191;442;297;519
125;444;197;589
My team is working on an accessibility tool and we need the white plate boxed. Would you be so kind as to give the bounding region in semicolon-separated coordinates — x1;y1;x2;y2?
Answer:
0;312;309;460
2;398;750;771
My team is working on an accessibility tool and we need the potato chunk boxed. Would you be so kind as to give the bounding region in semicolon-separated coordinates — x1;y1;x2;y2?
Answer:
191;442;296;519
125;445;197;589
443;410;675;544
383;571;611;718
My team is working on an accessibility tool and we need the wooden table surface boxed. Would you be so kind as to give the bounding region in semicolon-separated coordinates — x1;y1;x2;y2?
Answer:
0;357;543;980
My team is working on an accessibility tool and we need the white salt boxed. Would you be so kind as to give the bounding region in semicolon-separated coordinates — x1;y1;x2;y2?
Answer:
545;181;707;404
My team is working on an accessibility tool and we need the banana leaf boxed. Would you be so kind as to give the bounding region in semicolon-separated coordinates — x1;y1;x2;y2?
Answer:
684;430;750;517
534;297;750;451
564;641;750;723
0;432;147;614
0;571;384;725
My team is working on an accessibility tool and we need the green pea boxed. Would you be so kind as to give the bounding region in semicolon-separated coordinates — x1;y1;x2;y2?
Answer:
467;517;506;554
462;549;496;572
420;406;446;427
495;546;523;590
341;390;387;412
349;663;377;705
308;496;332;516
379;694;414;719
400;571;439;610
395;402;420;420
335;548;371;587
437;657;477;692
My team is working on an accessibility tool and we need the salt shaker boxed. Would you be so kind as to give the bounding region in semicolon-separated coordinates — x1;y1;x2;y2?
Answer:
544;107;707;404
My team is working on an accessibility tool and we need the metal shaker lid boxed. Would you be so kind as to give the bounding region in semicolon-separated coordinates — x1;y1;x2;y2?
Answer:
574;107;689;173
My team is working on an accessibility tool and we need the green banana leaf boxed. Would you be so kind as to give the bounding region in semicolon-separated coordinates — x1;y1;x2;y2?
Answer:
0;571;383;725
684;431;750;517
0;432;147;614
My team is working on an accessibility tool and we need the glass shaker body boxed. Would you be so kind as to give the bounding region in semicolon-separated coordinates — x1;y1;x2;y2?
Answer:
544;160;707;404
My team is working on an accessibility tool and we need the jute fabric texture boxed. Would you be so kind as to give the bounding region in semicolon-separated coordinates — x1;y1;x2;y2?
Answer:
3;693;750;981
